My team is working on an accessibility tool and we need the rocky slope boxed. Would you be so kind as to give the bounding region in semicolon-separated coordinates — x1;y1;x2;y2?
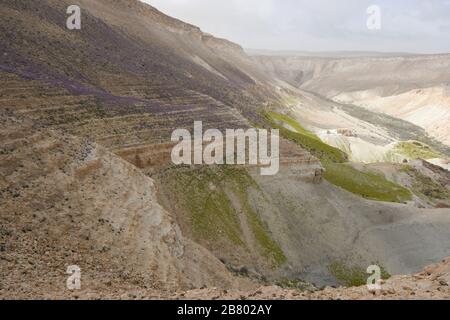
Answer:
0;0;274;171
0;112;257;298
1;0;450;300
172;257;450;300
0;0;318;299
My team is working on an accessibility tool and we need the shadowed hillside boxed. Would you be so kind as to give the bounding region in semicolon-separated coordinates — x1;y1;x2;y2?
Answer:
0;0;278;170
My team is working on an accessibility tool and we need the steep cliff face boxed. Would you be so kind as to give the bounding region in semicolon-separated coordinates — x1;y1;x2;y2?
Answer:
0;0;278;298
0;112;245;298
0;0;278;171
0;0;269;101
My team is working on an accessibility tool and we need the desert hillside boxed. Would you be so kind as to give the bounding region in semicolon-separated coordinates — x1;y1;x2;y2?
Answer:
1;0;450;300
0;111;255;297
171;257;450;300
253;54;450;147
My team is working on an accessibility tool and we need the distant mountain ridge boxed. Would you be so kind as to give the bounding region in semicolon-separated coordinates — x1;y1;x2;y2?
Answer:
246;49;418;58
251;52;450;147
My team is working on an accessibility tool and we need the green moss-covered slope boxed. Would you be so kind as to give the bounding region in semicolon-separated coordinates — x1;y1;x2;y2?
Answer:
163;165;286;267
266;111;412;203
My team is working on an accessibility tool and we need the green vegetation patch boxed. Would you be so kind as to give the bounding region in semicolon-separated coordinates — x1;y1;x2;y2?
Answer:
329;261;391;287
400;165;450;203
280;94;302;107
276;277;317;292
265;111;412;203
393;141;442;160
265;111;348;163
323;162;412;202
167;165;286;267
243;199;287;267
168;166;246;246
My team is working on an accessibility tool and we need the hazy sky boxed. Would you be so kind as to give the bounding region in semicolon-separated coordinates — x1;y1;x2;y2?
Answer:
142;0;450;53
